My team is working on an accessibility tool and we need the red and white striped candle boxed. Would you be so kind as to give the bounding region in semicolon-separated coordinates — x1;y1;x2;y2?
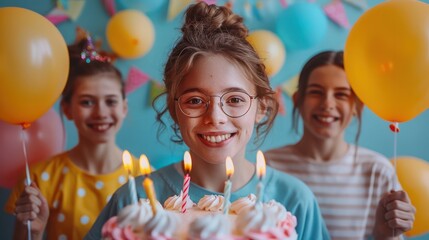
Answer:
181;151;192;213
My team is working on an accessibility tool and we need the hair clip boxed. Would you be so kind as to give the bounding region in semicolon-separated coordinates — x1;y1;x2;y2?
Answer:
80;35;111;63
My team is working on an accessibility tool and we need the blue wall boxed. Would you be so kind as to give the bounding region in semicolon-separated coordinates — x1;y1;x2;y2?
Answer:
1;0;428;239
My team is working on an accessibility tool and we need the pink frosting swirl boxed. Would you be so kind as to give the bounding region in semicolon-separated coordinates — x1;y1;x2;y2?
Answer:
236;203;298;240
278;211;298;237
101;216;139;240
244;228;295;240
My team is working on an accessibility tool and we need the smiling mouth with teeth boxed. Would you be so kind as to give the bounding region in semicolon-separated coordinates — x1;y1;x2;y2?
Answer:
90;124;111;131
314;115;339;123
201;133;232;143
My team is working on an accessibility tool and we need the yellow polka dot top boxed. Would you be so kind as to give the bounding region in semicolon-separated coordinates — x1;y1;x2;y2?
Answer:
5;152;140;240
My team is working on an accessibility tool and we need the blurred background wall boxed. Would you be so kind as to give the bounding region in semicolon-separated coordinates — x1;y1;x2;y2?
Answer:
1;0;428;239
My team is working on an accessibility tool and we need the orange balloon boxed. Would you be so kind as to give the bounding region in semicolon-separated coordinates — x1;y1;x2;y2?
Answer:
344;0;429;122
393;157;429;236
0;7;69;125
247;30;286;77
106;10;155;59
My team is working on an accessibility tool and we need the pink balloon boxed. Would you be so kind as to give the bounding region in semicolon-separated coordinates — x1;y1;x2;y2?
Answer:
0;109;65;188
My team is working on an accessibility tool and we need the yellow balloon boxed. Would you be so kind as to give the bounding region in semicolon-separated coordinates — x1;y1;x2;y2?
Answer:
247;30;286;77
393;157;429;237
344;0;429;123
106;10;155;59
0;7;69;125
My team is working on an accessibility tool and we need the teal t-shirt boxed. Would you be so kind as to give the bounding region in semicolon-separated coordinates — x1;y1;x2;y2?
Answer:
85;164;330;240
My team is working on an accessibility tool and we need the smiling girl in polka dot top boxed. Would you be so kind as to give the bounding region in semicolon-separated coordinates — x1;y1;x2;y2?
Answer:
5;32;140;240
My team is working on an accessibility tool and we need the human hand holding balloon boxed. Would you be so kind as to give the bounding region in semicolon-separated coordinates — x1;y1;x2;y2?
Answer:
373;190;415;239
14;182;49;240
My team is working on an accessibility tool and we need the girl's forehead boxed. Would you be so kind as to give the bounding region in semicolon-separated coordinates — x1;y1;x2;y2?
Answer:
307;65;349;88
178;55;255;94
74;75;122;92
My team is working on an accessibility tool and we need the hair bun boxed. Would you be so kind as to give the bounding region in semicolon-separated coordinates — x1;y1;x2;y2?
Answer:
182;2;248;40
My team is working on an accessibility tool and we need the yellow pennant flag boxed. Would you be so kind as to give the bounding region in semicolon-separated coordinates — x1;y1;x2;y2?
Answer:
281;75;298;97
149;80;166;106
168;0;193;20
57;0;86;21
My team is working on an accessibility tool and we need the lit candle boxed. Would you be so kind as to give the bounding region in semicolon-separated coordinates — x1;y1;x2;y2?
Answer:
223;156;234;214
122;150;137;204
182;151;192;213
140;154;157;215
256;150;266;203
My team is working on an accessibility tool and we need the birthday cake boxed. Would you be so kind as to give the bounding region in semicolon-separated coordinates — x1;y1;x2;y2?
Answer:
101;193;298;240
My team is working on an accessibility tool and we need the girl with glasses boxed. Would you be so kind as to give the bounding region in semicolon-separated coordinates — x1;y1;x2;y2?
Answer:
85;2;329;239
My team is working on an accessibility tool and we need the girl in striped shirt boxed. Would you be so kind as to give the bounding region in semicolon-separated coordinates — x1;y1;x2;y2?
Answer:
265;50;415;240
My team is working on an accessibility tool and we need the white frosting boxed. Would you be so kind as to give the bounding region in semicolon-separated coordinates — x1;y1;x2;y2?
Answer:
197;195;224;212
143;207;179;238
236;203;277;234
116;199;153;229
264;199;287;222
103;195;298;240
230;193;256;214
189;213;232;239
164;191;195;211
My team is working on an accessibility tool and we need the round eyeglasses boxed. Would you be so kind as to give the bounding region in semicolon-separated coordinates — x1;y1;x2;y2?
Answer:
175;91;257;118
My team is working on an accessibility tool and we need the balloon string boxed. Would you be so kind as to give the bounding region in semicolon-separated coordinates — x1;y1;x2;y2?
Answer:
392;122;398;187
20;129;32;240
392;121;399;238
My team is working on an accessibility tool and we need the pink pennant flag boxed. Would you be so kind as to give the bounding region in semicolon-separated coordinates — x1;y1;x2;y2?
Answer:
45;8;69;25
102;0;117;16
324;1;350;29
275;87;286;115
279;0;288;8
125;67;150;94
200;0;217;5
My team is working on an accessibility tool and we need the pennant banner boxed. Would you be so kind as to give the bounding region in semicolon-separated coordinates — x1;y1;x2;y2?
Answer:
279;0;288;8
46;0;85;25
343;0;367;10
324;1;350;29
168;0;193;20
102;0;117;16
45;8;69;25
200;0;217;4
281;75;298;97
149;80;166;105
125;67;150;94
57;0;85;21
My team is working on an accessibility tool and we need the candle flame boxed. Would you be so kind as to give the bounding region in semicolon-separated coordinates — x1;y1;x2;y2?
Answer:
183;151;192;173
139;154;151;175
122;150;133;174
256;150;266;179
226;156;234;177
